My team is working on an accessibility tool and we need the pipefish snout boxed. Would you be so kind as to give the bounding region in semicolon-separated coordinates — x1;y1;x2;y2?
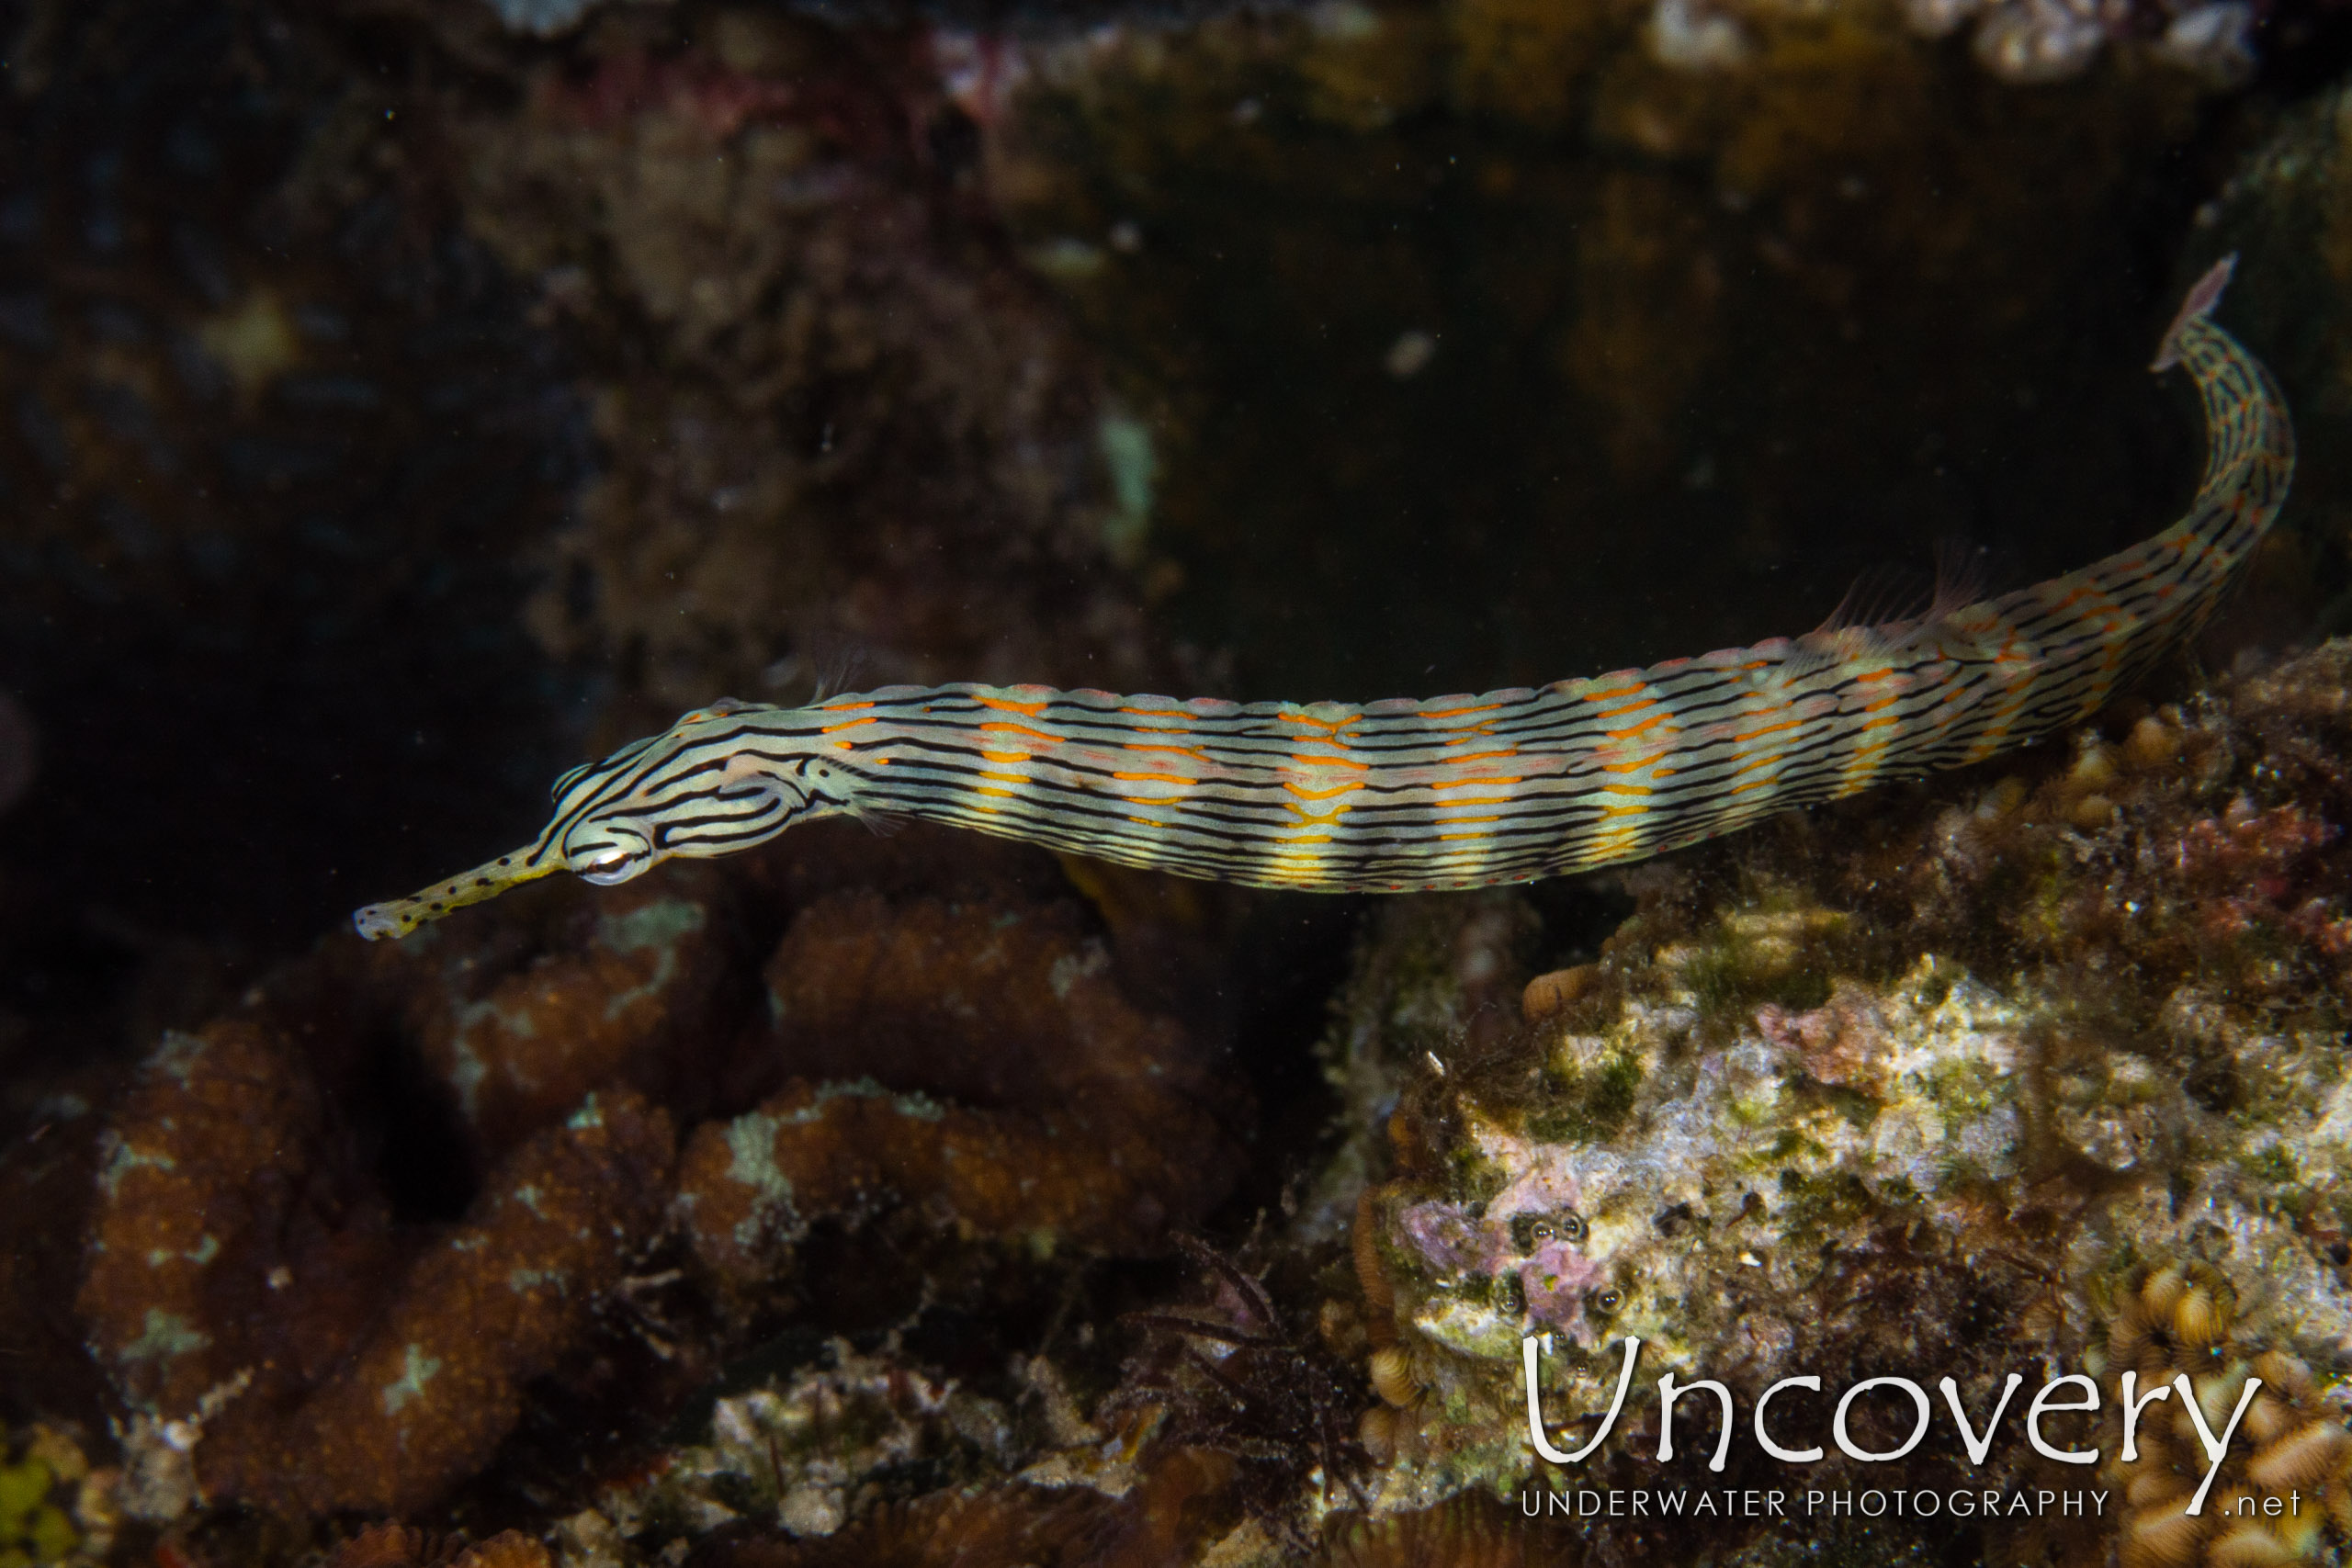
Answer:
354;259;2291;942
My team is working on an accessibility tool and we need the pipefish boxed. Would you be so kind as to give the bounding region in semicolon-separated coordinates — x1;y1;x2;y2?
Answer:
355;259;2291;942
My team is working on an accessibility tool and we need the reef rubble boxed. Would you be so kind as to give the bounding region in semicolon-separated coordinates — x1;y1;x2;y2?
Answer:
1334;638;2352;1562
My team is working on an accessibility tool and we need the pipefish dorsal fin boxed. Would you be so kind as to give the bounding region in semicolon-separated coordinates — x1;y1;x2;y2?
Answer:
1785;536;1993;680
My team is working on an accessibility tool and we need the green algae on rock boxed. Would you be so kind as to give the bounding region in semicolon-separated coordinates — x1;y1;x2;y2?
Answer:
1340;639;2352;1552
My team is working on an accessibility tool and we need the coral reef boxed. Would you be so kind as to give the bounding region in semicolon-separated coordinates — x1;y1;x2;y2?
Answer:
548;1337;1020;1551
674;880;1244;1289
679;1446;1242;1568
10;0;2352;1562
323;1525;553;1568
2093;1264;2352;1568
76;1005;677;1517
57;819;1248;1538
388;869;749;1161
1332;637;2352;1555
437;6;1170;741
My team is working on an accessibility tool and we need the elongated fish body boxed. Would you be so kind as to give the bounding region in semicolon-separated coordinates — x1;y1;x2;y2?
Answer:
354;260;2291;942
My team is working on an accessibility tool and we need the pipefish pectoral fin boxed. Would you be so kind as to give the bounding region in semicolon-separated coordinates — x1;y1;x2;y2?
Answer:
352;845;557;942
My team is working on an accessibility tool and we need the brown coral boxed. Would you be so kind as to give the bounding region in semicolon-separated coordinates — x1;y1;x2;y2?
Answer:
384;869;751;1159
686;1445;1239;1568
77;1000;676;1517
68;810;1259;1534
2096;1264;2352;1568
676;883;1245;1285
325;1525;552;1568
1320;1491;1569;1567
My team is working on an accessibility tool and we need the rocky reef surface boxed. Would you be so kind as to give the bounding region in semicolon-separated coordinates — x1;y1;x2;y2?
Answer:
6;0;2352;1564
1340;637;2352;1562
15;638;2352;1567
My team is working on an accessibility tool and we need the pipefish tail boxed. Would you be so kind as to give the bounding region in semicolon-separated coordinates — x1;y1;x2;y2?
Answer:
355;258;2291;942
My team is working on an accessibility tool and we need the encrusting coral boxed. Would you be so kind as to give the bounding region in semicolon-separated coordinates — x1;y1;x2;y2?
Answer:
673;876;1244;1292
64;819;1249;1534
76;1002;677;1517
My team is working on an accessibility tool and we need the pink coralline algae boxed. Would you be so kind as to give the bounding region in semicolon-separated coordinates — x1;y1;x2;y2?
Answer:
1396;1150;1604;1340
1755;982;1899;1096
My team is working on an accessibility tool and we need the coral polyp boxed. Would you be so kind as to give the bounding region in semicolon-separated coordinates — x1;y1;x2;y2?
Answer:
2094;1265;2352;1568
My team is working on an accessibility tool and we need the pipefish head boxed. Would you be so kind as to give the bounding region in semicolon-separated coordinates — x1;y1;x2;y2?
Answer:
352;698;841;942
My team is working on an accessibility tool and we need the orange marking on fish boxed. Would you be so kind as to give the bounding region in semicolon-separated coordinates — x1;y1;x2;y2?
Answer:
1606;710;1671;740
1283;780;1363;799
1113;771;1194;786
979;720;1062;744
977;695;1048;716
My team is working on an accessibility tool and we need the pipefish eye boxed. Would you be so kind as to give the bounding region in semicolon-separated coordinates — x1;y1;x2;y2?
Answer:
579;848;646;886
567;820;652;885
